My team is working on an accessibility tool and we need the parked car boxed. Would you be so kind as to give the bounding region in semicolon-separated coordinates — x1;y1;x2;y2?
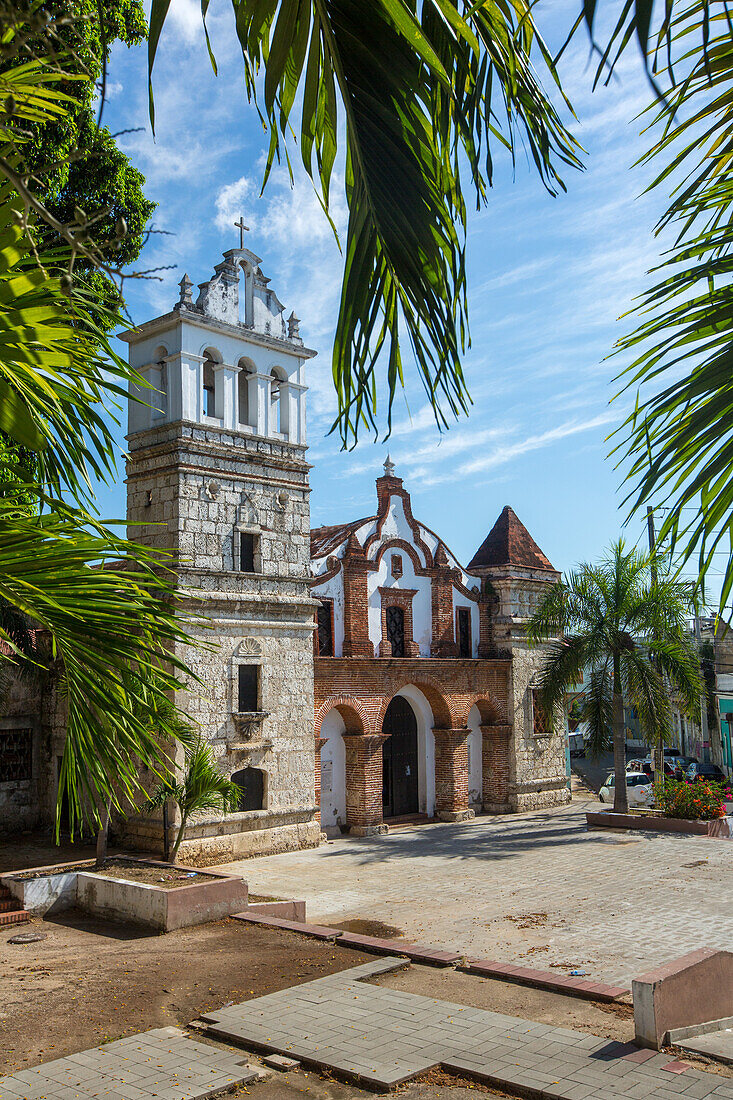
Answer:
599;772;654;806
685;762;728;784
640;758;676;779
672;755;699;779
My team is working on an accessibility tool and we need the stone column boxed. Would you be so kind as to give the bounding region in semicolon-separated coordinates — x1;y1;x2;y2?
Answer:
481;723;512;812
217;363;238;429
433;728;474;821
343;734;388;835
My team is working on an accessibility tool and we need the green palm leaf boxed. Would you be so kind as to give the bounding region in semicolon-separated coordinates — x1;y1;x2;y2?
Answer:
528;540;702;814
148;0;582;444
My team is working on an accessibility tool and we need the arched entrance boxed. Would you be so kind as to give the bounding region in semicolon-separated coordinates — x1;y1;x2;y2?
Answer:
382;696;419;817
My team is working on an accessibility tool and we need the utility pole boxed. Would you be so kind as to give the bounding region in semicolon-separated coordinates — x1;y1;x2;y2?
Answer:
694;615;711;762
647;507;664;781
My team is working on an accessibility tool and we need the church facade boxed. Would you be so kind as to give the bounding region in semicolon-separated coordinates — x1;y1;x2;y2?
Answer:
0;236;570;853
311;466;570;836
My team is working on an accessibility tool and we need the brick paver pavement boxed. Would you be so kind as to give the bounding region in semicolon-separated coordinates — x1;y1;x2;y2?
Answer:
0;1027;258;1100
201;959;732;1098
216;800;733;985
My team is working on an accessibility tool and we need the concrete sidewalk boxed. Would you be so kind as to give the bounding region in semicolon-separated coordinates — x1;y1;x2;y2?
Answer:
202;958;731;1098
215;801;733;986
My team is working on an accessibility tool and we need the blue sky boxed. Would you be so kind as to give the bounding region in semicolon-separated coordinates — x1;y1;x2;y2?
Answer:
96;1;688;583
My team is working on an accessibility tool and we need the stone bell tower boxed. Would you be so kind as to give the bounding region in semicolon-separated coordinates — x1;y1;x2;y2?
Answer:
120;239;321;860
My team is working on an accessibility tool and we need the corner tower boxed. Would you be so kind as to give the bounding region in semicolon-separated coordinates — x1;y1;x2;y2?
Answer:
121;242;321;860
468;507;569;813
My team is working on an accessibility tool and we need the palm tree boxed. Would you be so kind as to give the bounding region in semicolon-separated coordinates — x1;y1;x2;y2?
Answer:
0;34;199;839
147;0;582;446
527;541;703;814
147;738;241;863
144;2;733;611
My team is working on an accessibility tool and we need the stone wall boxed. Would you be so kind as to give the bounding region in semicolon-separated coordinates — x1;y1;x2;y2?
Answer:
122;419;320;860
508;638;571;812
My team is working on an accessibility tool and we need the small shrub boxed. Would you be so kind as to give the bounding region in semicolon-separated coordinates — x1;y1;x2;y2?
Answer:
653;778;726;820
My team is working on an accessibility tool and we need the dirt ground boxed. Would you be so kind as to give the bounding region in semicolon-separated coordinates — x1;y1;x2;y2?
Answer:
0;835;97;874
2;912;642;1075
0;913;372;1074
369;964;634;1043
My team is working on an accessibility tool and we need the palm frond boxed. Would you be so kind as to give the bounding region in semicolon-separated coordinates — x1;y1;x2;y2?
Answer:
148;0;582;444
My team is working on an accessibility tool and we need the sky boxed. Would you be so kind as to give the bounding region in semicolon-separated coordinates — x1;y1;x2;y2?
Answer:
95;0;693;586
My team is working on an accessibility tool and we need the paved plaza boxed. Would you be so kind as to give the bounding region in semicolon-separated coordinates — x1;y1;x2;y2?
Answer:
217;800;733;985
0;1027;258;1100
202;958;732;1098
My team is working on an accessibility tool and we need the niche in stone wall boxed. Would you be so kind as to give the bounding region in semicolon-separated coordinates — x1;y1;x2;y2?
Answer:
231;766;265;811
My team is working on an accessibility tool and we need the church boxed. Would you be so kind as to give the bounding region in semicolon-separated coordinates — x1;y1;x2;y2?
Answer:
0;234;569;857
311;462;570;835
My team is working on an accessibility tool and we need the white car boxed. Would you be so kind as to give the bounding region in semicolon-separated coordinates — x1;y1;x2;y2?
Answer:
599;771;654;806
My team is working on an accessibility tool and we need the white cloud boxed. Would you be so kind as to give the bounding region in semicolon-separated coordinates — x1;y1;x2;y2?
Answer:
166;0;205;45
215;175;256;233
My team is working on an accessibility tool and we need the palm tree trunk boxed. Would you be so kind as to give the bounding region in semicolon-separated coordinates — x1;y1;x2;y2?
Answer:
170;811;187;863
612;654;628;814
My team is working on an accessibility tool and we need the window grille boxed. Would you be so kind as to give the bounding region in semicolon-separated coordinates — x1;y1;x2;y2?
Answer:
457;607;471;657
231;767;264;811
240;531;256;572
386;606;405;657
317;602;333;656
0;729;32;783
532;690;552;736
238;665;259;712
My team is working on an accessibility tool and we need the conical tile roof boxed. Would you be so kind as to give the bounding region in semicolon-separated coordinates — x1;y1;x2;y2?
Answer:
468;506;556;572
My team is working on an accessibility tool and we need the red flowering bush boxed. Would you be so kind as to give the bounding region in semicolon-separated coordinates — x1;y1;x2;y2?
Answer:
653;778;726;820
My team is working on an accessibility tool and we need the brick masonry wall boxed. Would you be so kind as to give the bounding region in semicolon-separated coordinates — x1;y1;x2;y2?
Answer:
314;657;516;826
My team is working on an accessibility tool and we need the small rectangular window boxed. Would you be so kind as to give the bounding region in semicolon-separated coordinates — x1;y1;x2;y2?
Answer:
0;728;32;783
317;602;334;656
532;689;552;736
240;531;256;572
238;664;259;712
457;607;471;657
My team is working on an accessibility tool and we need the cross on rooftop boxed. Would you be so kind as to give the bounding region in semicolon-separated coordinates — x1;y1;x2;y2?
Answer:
234;215;250;248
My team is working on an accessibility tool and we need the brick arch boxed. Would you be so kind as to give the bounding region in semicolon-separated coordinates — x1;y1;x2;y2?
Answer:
315;695;372;739
377;679;452;731
372;538;426;574
460;696;503;727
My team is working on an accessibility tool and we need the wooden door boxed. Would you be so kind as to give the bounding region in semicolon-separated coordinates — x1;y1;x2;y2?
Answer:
382;696;419;817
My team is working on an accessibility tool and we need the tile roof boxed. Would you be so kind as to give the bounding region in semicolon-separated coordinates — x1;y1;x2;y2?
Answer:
310;519;371;559
467;505;556;572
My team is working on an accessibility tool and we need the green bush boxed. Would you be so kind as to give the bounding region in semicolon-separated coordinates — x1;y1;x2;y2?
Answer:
653;778;725;820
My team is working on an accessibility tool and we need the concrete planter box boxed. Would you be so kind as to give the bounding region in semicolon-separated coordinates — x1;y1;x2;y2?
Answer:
586;810;732;837
1;858;249;931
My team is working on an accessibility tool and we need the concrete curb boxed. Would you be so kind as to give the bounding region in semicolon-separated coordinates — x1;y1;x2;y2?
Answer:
231;912;631;996
459;958;630;1002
